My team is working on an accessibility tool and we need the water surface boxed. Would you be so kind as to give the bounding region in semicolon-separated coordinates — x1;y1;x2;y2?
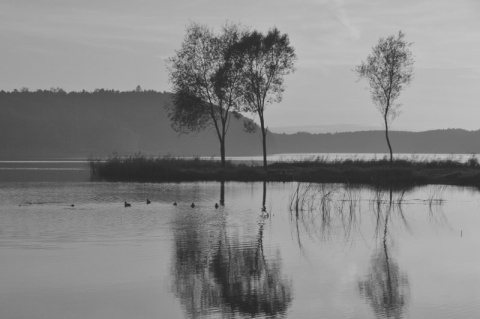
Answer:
1;179;479;318
0;160;90;182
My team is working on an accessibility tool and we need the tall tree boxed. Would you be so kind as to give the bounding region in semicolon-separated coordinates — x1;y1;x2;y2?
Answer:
231;27;296;170
355;31;414;166
166;22;247;167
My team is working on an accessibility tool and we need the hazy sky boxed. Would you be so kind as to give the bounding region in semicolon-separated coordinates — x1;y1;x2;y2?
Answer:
1;0;479;132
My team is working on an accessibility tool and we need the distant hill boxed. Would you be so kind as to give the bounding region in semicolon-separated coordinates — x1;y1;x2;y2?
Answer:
273;129;480;154
0;89;266;159
0;90;479;159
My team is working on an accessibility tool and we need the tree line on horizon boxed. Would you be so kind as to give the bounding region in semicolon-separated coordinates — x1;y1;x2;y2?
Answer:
2;89;480;160
0;86;160;95
166;22;414;170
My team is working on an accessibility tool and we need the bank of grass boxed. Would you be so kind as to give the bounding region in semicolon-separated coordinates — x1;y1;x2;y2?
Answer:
89;154;480;187
89;154;262;182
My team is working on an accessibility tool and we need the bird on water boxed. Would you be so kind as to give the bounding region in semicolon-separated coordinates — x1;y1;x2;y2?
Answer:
146;199;151;204
124;201;131;207
191;203;195;208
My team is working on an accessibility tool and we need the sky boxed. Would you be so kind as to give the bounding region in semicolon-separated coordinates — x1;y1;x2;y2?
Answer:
1;0;479;133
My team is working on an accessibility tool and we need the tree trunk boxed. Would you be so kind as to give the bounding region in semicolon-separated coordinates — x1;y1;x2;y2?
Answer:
384;115;393;167
220;135;226;168
259;115;268;171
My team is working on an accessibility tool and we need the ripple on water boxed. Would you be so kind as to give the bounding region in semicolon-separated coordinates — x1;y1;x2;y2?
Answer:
2;181;480;319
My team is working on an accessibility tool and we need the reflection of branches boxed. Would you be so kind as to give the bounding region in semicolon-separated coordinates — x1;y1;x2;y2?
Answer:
172;204;292;318
210;232;292;317
288;184;412;318
358;246;410;319
288;183;452;249
287;183;459;318
369;187;413;240
172;229;222;318
359;192;410;319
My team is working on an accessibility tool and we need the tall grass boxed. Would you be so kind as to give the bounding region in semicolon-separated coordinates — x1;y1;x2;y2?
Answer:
270;153;480;169
90;153;480;186
273;154;480;187
89;153;261;182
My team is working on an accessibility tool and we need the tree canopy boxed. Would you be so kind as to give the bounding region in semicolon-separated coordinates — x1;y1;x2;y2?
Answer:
166;22;248;167
229;27;297;169
355;31;414;165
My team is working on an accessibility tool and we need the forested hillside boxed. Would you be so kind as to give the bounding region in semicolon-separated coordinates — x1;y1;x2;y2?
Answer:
0;90;479;159
0;89;265;159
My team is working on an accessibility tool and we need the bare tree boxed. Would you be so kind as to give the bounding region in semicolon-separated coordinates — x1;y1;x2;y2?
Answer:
355;31;414;166
230;27;296;170
166;22;247;168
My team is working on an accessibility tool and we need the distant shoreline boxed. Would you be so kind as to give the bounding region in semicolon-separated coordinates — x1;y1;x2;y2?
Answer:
3;91;479;158
1;152;472;163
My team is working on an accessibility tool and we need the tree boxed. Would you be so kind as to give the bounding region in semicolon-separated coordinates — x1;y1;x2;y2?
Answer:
230;27;296;170
355;31;414;166
166;22;247;168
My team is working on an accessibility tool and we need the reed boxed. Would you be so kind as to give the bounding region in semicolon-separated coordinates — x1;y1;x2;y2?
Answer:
270;153;479;169
89;153;264;182
89;153;480;187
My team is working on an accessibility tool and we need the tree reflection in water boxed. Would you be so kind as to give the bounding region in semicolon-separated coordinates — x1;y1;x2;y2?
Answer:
220;180;225;206
172;181;292;318
289;184;413;318
358;187;410;319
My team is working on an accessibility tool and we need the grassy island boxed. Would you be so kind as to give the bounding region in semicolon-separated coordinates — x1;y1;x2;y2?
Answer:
89;154;480;188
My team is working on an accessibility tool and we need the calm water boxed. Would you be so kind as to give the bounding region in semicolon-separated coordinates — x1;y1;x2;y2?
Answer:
1;162;480;318
0;160;91;182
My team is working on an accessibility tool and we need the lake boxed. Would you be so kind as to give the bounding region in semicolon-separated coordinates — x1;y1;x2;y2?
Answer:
1;162;480;318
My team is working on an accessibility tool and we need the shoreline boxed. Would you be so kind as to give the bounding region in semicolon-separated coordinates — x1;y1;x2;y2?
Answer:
89;156;480;188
